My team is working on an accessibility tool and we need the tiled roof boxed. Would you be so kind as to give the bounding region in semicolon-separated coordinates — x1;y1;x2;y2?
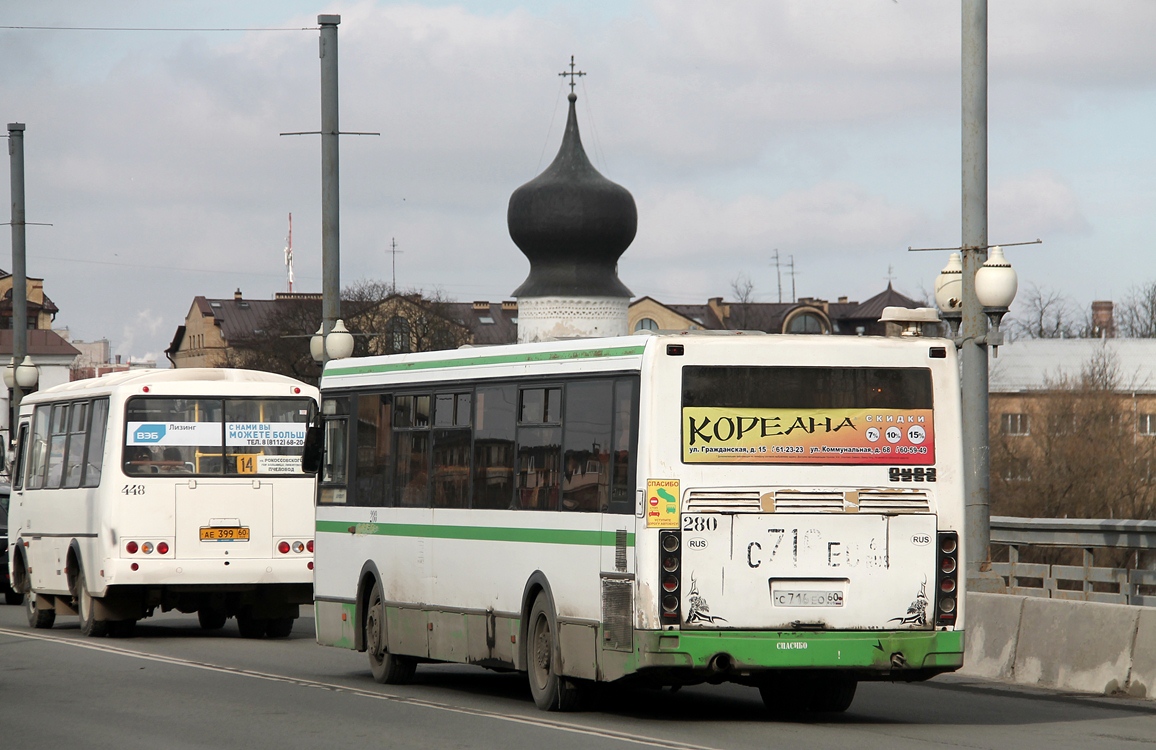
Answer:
445;302;518;345
0;328;81;358
843;283;920;320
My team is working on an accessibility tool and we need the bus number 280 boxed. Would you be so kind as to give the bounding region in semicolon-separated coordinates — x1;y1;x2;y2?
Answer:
683;515;718;532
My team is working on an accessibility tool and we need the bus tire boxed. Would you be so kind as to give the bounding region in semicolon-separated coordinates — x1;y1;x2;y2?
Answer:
237;615;268;639
810;675;857;713
5;590;24;606
758;675;813;716
266;617;294;638
76;571;110;638
198;609;227;630
366;582;416;685
526;592;582;712
108;619;137;638
26;593;55;629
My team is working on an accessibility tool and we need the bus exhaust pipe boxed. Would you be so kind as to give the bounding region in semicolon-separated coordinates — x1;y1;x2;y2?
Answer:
709;653;733;674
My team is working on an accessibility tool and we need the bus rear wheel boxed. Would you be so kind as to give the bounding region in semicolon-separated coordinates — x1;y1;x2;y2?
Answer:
526;592;582;712
266;617;295;638
759;673;857;715
198;608;227;630
76;572;110;638
237;615;268;639
25;592;55;629
366;582;415;684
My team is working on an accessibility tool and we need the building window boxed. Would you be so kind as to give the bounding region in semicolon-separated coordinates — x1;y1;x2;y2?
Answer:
1001;413;1030;436
1140;414;1156;435
386;316;411;354
1001;458;1031;482
785;311;828;334
634;318;659;332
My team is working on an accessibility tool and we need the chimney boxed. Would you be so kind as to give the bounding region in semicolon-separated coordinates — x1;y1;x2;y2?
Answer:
234;288;243;300
501;300;517;311
1092;300;1115;338
838;296;848;304
472;301;489;311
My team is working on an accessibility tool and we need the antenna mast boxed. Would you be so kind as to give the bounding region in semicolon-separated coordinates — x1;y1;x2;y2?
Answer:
284;213;294;293
771;248;782;303
387;237;404;292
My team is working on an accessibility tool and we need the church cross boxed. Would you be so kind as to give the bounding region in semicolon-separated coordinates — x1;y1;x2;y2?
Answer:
559;55;586;94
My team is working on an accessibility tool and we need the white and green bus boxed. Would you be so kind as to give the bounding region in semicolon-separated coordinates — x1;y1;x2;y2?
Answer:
309;332;964;712
8;369;317;638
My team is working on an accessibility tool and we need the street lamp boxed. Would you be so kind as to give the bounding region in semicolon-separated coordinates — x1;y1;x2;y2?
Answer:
933;244;1018;593
14;355;38;389
310;319;355;364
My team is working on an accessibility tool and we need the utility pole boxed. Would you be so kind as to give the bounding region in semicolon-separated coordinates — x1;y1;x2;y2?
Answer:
787;255;797;302
961;0;1000;591
319;14;341;348
8;123;27;444
771;249;782;303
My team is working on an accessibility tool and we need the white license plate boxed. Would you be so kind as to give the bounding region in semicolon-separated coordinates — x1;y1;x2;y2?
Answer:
771;588;844;608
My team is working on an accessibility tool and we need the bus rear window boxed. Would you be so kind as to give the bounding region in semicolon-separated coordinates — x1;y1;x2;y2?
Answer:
124;397;313;476
681;366;934;465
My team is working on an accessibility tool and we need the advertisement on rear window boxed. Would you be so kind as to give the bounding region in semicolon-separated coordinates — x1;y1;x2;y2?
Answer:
682;407;934;465
225;422;307;448
127;422;221;446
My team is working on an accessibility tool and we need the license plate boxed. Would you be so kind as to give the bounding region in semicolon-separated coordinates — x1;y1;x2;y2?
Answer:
200;526;250;541
771;588;844;607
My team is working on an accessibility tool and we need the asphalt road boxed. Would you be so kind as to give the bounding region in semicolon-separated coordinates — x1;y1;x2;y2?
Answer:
1;602;1154;750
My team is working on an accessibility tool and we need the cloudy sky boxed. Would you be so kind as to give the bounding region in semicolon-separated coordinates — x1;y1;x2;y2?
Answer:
3;1;1154;362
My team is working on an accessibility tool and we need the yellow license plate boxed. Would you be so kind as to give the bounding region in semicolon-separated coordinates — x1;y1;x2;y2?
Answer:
200;527;250;541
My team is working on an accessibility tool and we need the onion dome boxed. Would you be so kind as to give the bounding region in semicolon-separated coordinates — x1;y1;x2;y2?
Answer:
508;92;635;298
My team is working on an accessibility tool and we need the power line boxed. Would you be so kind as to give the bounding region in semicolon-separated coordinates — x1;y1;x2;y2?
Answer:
0;25;316;32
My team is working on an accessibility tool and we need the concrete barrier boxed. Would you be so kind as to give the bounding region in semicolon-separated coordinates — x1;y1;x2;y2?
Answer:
962;591;1024;681
960;592;1147;698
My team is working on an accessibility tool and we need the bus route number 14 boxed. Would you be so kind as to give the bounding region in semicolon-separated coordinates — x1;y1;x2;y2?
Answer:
682;515;718;532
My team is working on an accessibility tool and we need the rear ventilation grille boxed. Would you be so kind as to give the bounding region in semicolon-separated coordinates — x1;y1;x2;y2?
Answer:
856;490;931;513
772;491;845;513
684;491;762;513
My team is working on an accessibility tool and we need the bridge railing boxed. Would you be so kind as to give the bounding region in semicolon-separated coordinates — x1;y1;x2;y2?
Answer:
991;516;1156;606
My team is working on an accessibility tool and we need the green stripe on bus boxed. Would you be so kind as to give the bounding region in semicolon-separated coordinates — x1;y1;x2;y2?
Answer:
316;519;635;547
324;345;646;378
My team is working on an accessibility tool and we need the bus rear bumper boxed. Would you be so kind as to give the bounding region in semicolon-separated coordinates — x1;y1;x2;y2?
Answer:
633;628;963;680
103;557;314;590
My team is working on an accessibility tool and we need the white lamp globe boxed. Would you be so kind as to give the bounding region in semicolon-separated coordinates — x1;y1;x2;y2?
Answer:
326;319;355;360
15;355;38;389
934;252;964;313
975;246;1018;309
309;325;325;363
2;357;15;389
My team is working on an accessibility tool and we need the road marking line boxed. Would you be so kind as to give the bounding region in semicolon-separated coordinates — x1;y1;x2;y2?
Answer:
0;627;722;750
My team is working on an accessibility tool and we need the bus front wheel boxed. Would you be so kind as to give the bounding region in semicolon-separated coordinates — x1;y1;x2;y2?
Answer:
526;592;582;712
366;582;415;684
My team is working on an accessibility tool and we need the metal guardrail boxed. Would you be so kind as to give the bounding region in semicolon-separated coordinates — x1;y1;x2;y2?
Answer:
990;516;1156;606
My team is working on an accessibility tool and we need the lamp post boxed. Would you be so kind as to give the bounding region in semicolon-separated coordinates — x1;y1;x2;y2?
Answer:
934;246;1017;592
8;122;29;452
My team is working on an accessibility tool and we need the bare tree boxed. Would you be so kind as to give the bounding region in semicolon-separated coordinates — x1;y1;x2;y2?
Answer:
1006;284;1086;339
729;273;755;330
1116;281;1156;338
990;346;1156;522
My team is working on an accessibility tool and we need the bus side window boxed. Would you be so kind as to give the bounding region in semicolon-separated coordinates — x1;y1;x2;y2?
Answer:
12;422;29;491
26;405;51;490
608;377;638;515
353;393;392;507
319;396;350;505
561;380;612;513
393;394;430;508
473;385;516;510
83;399;109;488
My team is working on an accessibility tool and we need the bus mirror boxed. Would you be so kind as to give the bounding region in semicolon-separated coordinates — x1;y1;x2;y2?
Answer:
301;425;323;474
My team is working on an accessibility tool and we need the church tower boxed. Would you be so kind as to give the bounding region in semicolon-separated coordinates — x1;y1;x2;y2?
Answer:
508;59;636;343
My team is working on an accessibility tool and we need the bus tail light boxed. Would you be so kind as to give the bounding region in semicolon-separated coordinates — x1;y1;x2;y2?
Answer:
126;541;139;554
935;531;959;627
157;542;170;555
278;541;291;554
659;530;682;624
307;539;314;553
292;541;305;553
141;542;154;554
